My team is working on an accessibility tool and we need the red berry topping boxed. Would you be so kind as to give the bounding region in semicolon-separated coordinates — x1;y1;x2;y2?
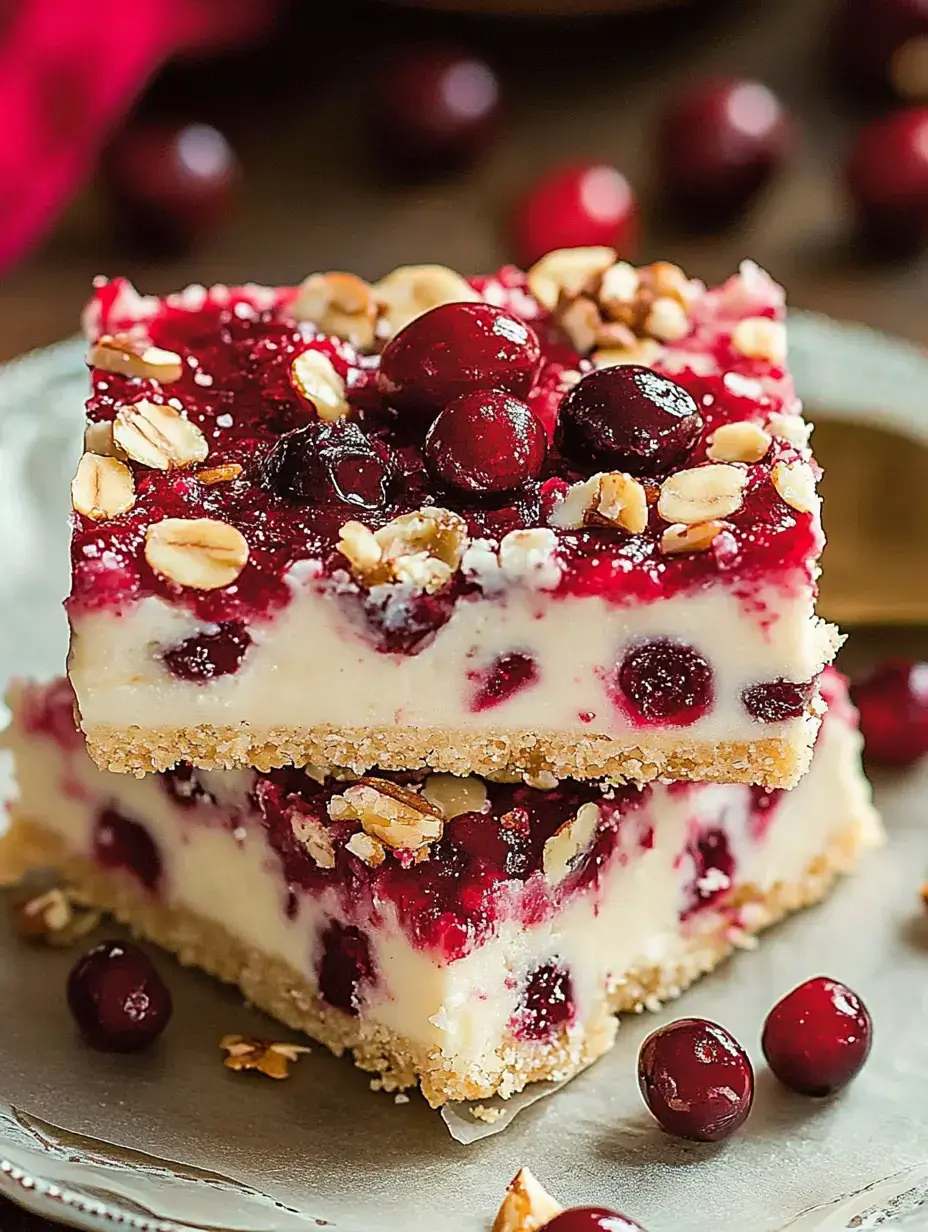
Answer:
372;47;500;171
614;639;714;726
638;1017;755;1141
555;365;702;476
513;162;638;267
67;940;172;1052
657;79;790;228
93;809;162;892
851;659;928;765
846;108;928;252
545;1209;646;1232
378;302;541;411
762;976;873;1096
469;652;540;712
160;621;252;682
102;121;238;253
261;420;396;510
742;678;815;722
425;390;546;495
835;0;928;100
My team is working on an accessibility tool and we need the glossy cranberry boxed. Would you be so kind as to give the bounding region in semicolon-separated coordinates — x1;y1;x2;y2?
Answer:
614;639;714;726
545;1210;646;1232
835;0;928;100
846;108;928;252
67;940;172;1052
470;652;540;712
682;827;734;918
93;809;162;891
555;366;702;476
851;659;928;765
102;121;238;253
513;162;638;267
425;390;546;495
762;976;872;1096
512;962;575;1041
742;678;814;722
318;921;375;1015
261;420;395;510
372;47;500;171
657;78;790;228
160;621;251;682
378;302;541;412
638;1018;754;1141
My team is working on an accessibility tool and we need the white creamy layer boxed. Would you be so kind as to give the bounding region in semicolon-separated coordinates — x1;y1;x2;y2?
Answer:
7;685;879;1078
70;578;839;744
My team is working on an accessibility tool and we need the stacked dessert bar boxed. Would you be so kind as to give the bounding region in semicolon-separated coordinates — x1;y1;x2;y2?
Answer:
3;250;881;1105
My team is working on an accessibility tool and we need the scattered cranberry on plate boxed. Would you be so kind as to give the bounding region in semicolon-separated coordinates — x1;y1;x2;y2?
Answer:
657;78;791;228
834;0;928;101
67;940;173;1052
545;1208;647;1232
425;390;547;495
513;162;638;268
762;976;873;1096
638;1017;755;1141
850;659;928;766
846;108;928;252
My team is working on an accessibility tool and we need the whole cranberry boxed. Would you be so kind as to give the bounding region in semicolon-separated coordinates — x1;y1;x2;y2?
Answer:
638;1017;755;1141
657;78;791;228
261;420;396;510
846;108;928;251
372;46;500;172
67;940;172;1052
425;390;546;494
835;0;928;100
102;121;238;253
851;659;928;765
545;1209;647;1232
742;678;815;723
513;162;638;268
762;976;873;1096
556;365;702;476
160;622;252;682
378;302;541;412
615;639;714;726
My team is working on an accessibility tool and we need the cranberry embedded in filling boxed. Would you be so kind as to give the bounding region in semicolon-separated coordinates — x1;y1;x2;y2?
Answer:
161;762;215;809
681;826;734;918
469;651;540;712
511;961;575;1041
361;584;457;655
741;678;814;722
317;920;376;1015
612;638;714;725
160;622;252;682
93;808;163;892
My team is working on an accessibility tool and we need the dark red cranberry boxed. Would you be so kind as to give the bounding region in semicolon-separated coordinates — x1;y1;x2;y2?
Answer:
614;639;714;726
372;47;500;172
545;1210;647;1232
317;921;375;1015
512;962;575;1041
93;809;162;892
555;366;702;477
67;940;172;1052
362;586;456;654
261;420;395;510
513;162;638;267
377;302;541;412
682;827;734;918
470;652;539;712
160;621;251;682
102;121;238;253
638;1018;755;1141
835;0;928;100
657;78;791;228
742;678;815;723
425;390;546;495
161;762;214;810
851;659;928;766
846;108;928;252
762;976;872;1096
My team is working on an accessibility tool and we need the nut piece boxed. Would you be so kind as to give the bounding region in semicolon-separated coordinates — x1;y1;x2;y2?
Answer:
706;421;772;464
292;272;377;351
644;296;690;342
660;520;729;556
220;1034;311;1080
345;831;386;867
772;460;820;515
12;887;101;947
145;517;249;590
290;350;350;422
527;246;617;312
290;813;336;869
328;777;443;853
543;801;600;886
731;316;787;364
374;264;479;340
88;333;184;383
421;774;489;819
657;464;747;525
113;399;209;470
196;463;243;485
492;1168;563;1232
596;472;649;533
337;507;468;593
71;453;135;521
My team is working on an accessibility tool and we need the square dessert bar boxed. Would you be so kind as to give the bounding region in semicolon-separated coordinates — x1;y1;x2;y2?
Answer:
68;254;838;787
3;671;880;1106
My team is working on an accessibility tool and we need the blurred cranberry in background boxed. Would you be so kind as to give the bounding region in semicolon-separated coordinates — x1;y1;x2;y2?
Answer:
657;78;791;229
835;0;928;101
102;120;239;254
372;47;501;173
850;659;928;766
845;107;928;252
513;162;637;267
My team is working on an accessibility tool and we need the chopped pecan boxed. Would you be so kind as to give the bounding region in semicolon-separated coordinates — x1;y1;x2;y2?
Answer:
220;1034;311;1079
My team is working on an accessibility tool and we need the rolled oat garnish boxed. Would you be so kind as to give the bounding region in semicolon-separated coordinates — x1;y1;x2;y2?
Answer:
328;777;443;853
71;453;135;521
421;773;488;819
290;350;350;422
12;886;101;946
220;1034;311;1079
527;246;617;313
373;264;479;340
657;464;747;525
89;334;184;383
145;517;249;590
83;420;126;459
766;410;812;448
492;1168;563;1232
660;519;729;556
543;801;600;886
731;316;787;364
292;272;377;351
345;831;386;867
113;399;209;470
706;420;772;464
337;507;467;593
196;463;243;485
290;813;336;869
771;460;819;514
